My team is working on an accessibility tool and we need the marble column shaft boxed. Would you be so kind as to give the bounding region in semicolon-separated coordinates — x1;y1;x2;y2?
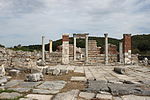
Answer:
85;35;89;62
104;33;108;64
49;40;53;53
42;36;45;62
74;36;76;61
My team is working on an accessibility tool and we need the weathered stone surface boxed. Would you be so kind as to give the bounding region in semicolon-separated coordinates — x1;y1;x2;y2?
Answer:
45;68;54;75
79;92;95;99
26;94;53;100
112;96;123;100
60;69;68;75
4;80;23;88
96;94;112;100
0;86;5;90
108;83;140;96
37;59;45;66
121;95;150;100
0;77;8;85
52;68;60;76
37;81;66;91
62;34;70;64
8;88;31;93
74;67;84;73
71;77;86;82
18;81;42;88
32;89;59;94
26;73;43;82
0;92;23;99
19;98;33;100
53;90;79;100
0;65;5;77
140;89;150;96
85;80;109;92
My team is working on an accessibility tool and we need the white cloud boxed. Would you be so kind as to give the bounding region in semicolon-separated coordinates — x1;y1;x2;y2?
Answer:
0;0;150;47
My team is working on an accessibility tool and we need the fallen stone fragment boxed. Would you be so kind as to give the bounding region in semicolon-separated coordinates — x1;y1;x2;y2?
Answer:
46;68;54;75
60;69;68;75
0;65;5;77
0;92;23;99
96;94;112;100
26;94;53;100
37;59;45;66
79;92;95;99
8;69;20;76
114;67;127;74
25;73;43;82
71;77;86;82
0;77;8;86
53;68;60;76
53;90;79;100
32;89;59;94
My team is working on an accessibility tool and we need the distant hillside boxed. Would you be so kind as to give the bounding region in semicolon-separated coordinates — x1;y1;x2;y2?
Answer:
132;34;150;55
48;37;120;51
10;34;150;55
0;44;5;48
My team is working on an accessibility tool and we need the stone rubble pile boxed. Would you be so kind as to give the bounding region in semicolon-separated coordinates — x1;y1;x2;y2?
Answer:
25;73;43;82
0;47;41;68
43;67;68;76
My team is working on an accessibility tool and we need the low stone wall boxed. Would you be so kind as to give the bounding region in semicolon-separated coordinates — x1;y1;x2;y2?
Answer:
45;52;62;64
0;47;41;68
88;54;118;64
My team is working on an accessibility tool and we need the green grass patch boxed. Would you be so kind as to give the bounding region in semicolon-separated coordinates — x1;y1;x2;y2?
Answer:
0;89;17;93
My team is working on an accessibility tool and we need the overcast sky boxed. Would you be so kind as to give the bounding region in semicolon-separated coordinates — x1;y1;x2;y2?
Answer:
0;0;150;47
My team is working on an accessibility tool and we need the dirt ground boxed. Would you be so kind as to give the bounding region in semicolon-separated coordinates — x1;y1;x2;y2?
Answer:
10;71;86;92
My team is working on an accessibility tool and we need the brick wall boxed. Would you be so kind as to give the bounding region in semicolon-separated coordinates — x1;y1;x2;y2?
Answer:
123;34;132;64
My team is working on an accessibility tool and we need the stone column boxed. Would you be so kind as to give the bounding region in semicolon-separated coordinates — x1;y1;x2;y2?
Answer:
119;42;124;63
73;35;76;61
85;35;89;62
123;34;132;64
62;34;70;64
49;40;53;53
42;36;45;62
104;33;108;65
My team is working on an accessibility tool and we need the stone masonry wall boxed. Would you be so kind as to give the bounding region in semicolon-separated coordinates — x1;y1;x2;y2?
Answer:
62;34;70;64
0;47;41;68
123;34;132;64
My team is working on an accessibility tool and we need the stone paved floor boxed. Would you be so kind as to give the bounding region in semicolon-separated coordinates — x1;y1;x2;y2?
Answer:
0;65;149;100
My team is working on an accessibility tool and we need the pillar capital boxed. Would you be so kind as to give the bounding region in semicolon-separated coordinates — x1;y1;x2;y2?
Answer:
104;33;108;37
62;34;69;42
42;36;45;38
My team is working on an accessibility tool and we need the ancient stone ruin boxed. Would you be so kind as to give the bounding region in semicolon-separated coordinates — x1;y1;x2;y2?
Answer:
0;33;149;100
